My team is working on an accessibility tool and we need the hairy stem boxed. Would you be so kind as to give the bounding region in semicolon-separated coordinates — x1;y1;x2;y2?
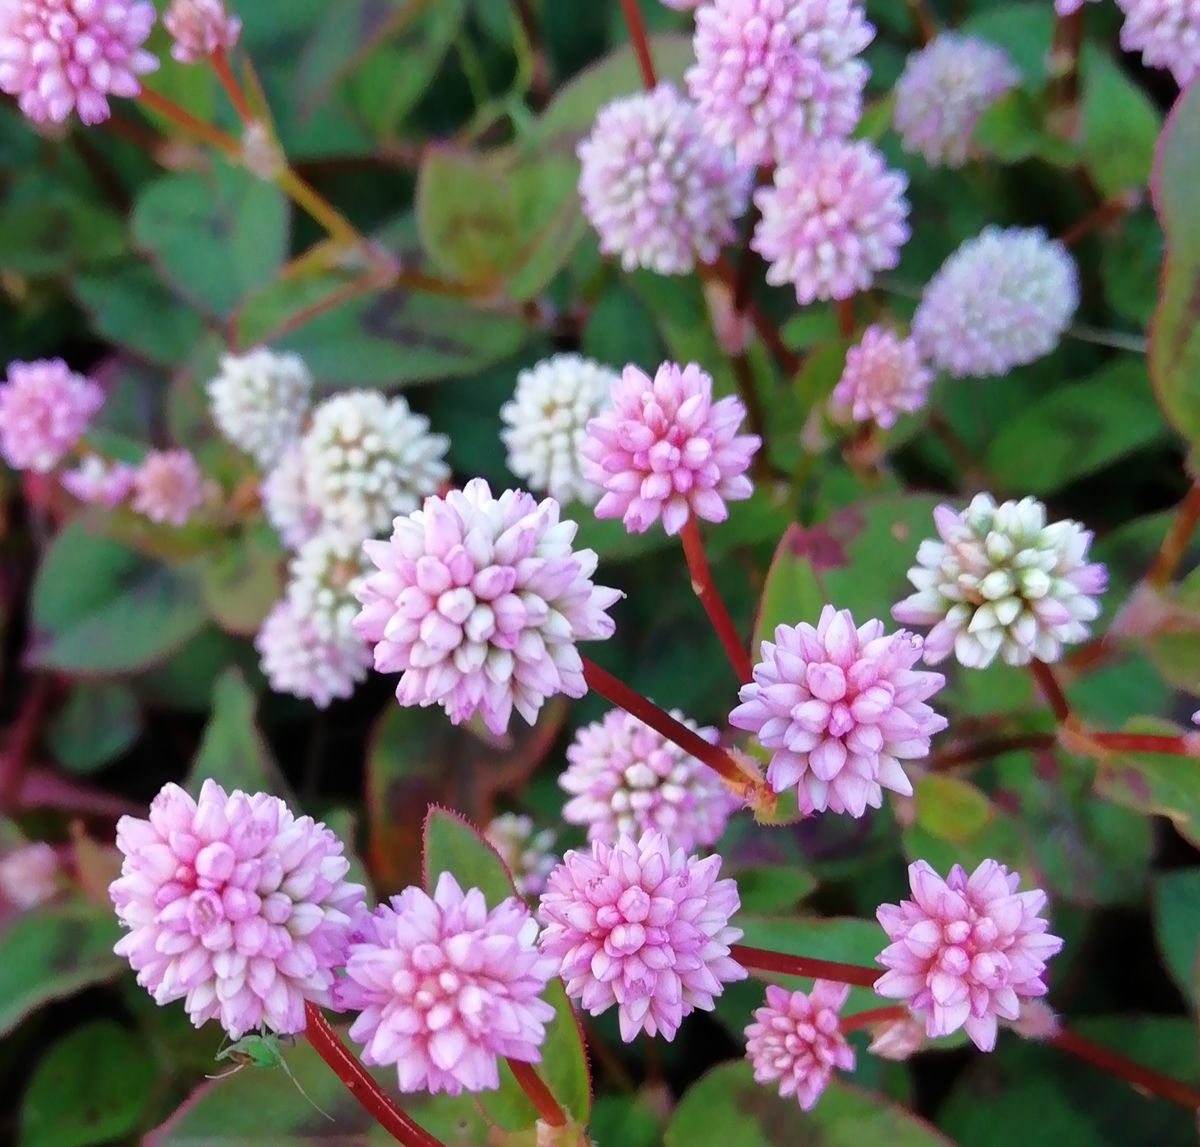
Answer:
730;944;881;989
679;518;754;682
619;0;658;89
1145;483;1200;589
507;1059;567;1127
1051;1028;1200;1110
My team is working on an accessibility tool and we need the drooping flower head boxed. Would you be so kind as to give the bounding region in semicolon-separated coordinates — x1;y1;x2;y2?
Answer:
354;478;620;735
261;444;324;551
338;872;555;1096
560;709;741;851
0;842;59;909
912;227;1078;379
1115;0;1200;87
256;596;372;708
0;358;103;473
828;325;933;429
538;830;746;1042
109;780;366;1039
60;454;136;506
130;449;207;526
752;140;910;305
577;83;751;275
299;391;450;543
163;0;241;64
892;494;1107;669
892;34;1020;168
875;859;1063;1052
500;354;618;505
484;814;557;898
0;0;158;125
688;0;875;167
581;361;760;536
730;605;947;817
745;981;855;1110
207;348;312;471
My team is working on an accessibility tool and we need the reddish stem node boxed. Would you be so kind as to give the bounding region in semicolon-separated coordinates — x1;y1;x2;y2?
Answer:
840;1005;908;1033
1087;732;1197;756
679;518;753;683
1029;660;1072;724
1145;484;1200;589
507;1059;567;1127
210;48;252;123
1051;1028;1200;1110
730;944;881;988
302;1003;446;1147
618;0;657;89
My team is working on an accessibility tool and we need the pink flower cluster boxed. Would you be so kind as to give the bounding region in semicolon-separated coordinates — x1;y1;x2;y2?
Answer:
0;359;103;473
130;448;207;526
163;0;241;65
829;325;933;429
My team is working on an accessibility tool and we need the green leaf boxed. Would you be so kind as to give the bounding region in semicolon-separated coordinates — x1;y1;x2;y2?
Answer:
960;3;1056;88
195;525;286;637
1079;49;1161;196
0;900;123;1038
753;524;828;650
1154;867;1200;1005
21;1021;157;1147
981;359;1166;495
132;158;289;318
0;187;124;276
46;682;142;774
913;773;994;842
731;865;818;914
29;522;208;675
1149;84;1200;451
666;1063;954;1147
422;809;592;1128
589;1094;665;1147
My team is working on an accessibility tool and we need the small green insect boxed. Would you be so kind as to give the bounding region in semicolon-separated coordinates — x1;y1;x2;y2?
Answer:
208;1031;332;1121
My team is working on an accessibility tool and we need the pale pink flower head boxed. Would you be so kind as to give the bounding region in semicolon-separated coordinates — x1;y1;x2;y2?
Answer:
577;83;751;276
892;34;1020;168
688;0;875;167
0;841;60;909
875;858;1063;1052
60;453;135;506
828;325;933;429
130;448;206;526
745;981;855;1110
537;830;746;1042
256;596;372;709
109;779;366;1039
729;605;947;817
753;140;910;305
261;444;324;551
484;814;556;898
337;872;555;1096
1115;0;1200;86
0;0;158;125
580;362;760;536
0;358;103;473
354;478;620;736
561;708;742;851
163;0;241;64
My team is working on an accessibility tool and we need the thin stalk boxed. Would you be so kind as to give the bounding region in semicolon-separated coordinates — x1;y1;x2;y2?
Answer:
836;298;855;338
706;257;800;376
1029;660;1072;723
929;731;1057;771
274;166;365;251
619;0;657;89
1051;1028;1200;1110
507;1059;567;1127
679;518;753;682
210;48;252;122
907;0;936;44
1086;731;1197;756
302;1003;446;1147
1059;192;1136;247
1146;484;1200;589
840;1005;908;1033
136;88;240;156
729;944;881;989
1048;10;1084;112
0;677;54;810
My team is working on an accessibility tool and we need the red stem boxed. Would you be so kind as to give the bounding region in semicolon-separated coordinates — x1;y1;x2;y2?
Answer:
506;1059;567;1128
302;1003;446;1147
1029;660;1072;723
136;87;240;155
1051;1028;1200;1110
730;944;881;988
836;298;855;338
0;677;54;810
1087;732;1196;756
618;0;657;89
1059;193;1135;248
679;518;753;683
929;732;1057;771
210;48;252;123
708;257;800;376
840;1005;908;1033
1146;484;1200;589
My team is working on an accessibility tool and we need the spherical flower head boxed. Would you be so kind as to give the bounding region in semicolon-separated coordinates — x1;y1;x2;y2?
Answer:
0;0;158;125
338;872;555;1095
286;531;371;644
354;478;620;736
867;1013;925;1060
500;354;618;505
875;858;1064;1052
207;348;312;471
109;779;366;1039
730;605;946;817
262;444;324;550
577;83;751;276
256;596;372;708
892;34;1020;168
1116;0;1200;86
131;449;206;526
561;709;742;851
828;325;933;430
537;831;746;1042
484;814;557;898
0;841;59;909
580;362;760;536
0;358;103;473
745;981;854;1110
752;140;910;305
688;0;875;167
912;227;1078;379
163;0;241;64
892;494;1108;669
300;391;450;542
60;453;135;506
